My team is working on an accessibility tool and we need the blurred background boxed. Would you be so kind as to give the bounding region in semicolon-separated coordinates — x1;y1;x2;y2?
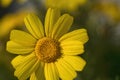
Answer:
0;0;120;80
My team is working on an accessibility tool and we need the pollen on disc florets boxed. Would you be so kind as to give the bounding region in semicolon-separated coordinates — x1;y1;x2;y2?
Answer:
35;37;61;63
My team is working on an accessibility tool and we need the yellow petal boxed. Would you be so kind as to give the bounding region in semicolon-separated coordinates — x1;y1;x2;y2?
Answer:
24;14;44;39
30;62;45;80
55;58;77;80
11;55;25;69
10;30;37;46
63;56;86;71
60;40;84;55
45;63;59;80
7;41;34;54
51;14;73;40
45;8;60;37
14;53;39;80
30;73;37;80
11;52;35;68
59;29;89;44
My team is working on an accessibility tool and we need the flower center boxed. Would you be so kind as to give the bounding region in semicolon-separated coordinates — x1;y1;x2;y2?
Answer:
35;37;61;63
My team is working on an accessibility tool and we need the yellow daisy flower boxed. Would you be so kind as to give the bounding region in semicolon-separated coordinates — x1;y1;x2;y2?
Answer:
6;8;89;80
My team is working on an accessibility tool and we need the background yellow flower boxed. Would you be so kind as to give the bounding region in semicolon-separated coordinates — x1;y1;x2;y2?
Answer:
1;0;12;7
0;11;28;38
45;0;86;11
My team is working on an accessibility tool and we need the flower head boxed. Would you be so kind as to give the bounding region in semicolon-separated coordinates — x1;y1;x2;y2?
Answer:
6;8;89;80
